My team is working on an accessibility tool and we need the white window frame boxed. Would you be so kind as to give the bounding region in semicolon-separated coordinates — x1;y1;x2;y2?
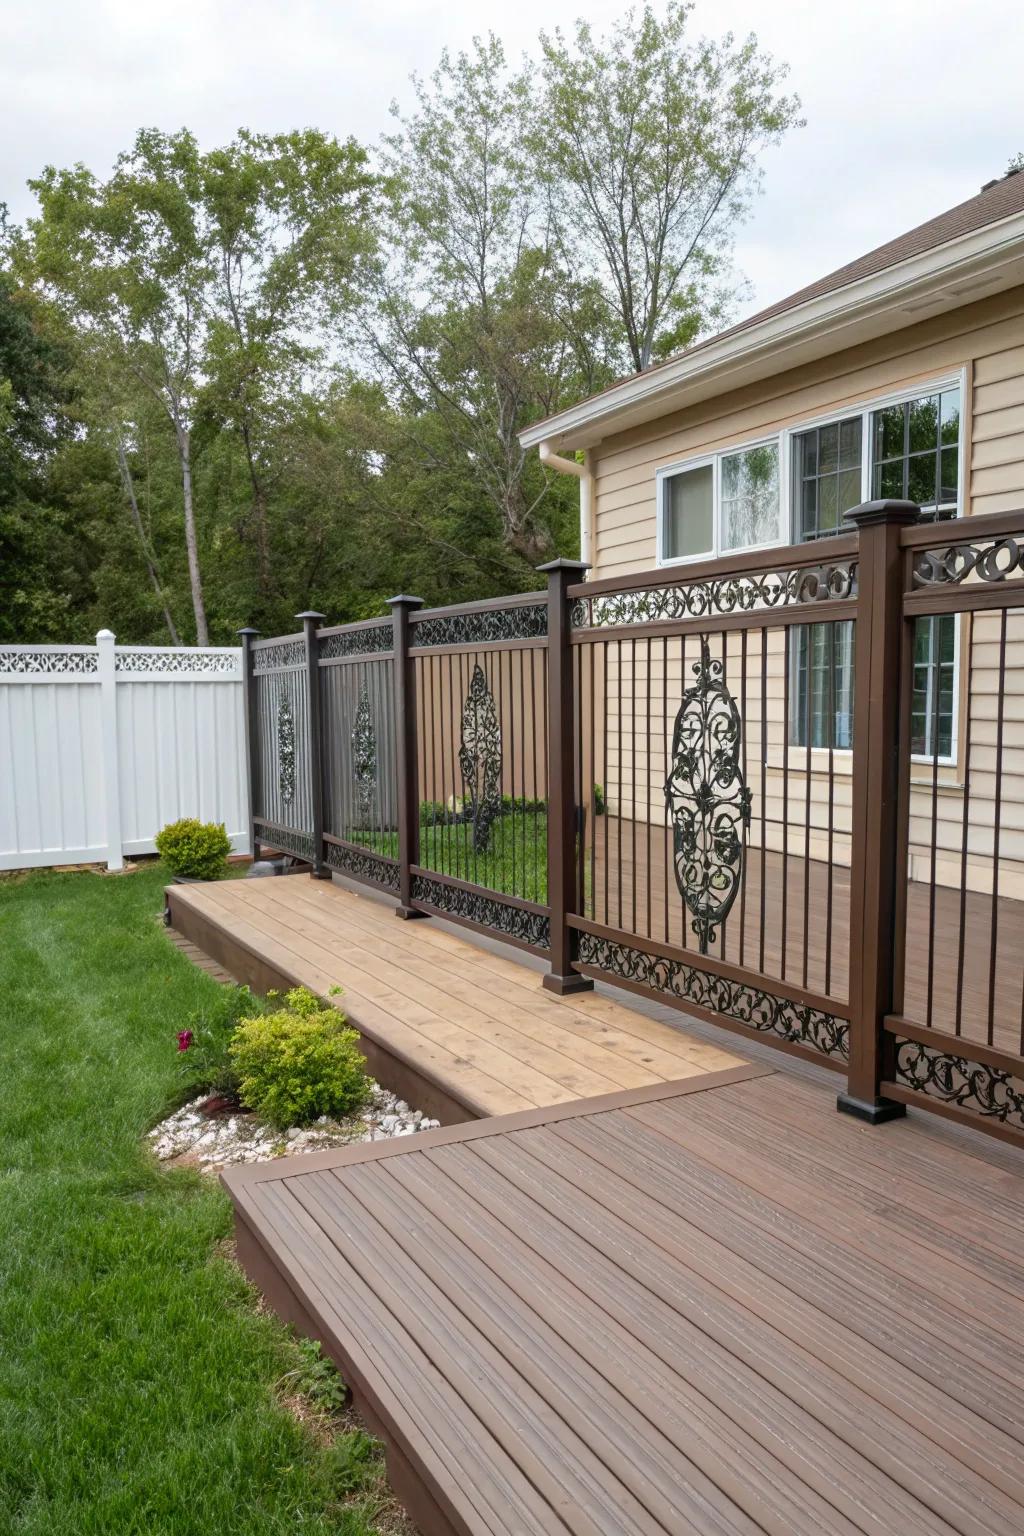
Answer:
655;369;967;765
655;435;785;567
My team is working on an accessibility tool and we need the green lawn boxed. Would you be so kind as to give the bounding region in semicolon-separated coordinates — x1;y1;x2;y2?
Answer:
0;865;400;1536
362;808;549;904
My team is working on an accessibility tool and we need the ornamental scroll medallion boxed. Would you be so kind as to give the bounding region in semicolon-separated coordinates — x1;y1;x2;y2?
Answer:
459;663;502;853
664;639;752;954
352;683;377;827
277;695;296;806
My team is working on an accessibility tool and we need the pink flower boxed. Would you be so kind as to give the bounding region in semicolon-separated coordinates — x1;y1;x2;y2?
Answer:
177;1030;193;1052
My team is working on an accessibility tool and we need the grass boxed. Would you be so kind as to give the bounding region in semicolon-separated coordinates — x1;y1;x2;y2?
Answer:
0;864;406;1536
361;808;549;903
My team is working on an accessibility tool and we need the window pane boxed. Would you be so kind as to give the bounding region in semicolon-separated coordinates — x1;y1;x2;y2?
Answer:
908;452;938;507
940;390;960;446
720;442;780;549
877;404;904;461
876;460;903;500
664;464;713;559
839;417;862;468
801;433;818;478
789;620;854;749
939;446;959;505
818;474;839;531
819;423;839;475
838;467;861;517
908;395;939;454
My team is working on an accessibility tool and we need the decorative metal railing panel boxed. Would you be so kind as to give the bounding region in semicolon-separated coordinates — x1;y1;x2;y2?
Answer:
410;601;547;648
319;623;394;659
325;842;400;892
251;654;314;858
911;534;1024;587
0;648;98;675
252;636;306;672
319;639;399;893
892;1039;1024;1129
411;874;550;951
577;933;848;1061
571;558;857;629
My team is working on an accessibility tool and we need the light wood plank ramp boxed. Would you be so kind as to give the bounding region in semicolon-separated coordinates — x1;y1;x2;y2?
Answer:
223;1067;1024;1536
165;876;742;1122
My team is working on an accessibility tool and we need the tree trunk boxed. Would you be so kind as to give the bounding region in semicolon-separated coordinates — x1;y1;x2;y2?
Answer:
175;424;209;645
115;441;181;645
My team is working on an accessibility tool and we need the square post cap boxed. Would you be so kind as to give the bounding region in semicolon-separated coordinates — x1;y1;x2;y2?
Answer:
237;627;261;638
536;558;590;575
295;610;326;623
385;594;425;608
844;500;921;529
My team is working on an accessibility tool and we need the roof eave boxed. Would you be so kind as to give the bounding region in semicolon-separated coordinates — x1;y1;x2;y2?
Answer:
519;208;1024;452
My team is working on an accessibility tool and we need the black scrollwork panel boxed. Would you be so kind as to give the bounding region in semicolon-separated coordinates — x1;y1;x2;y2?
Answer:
277;696;296;805
253;638;306;672
411;875;550;950
253;821;315;861
911;537;1024;588
665;640;751;953
411;604;547;648
572;561;857;629
893;1038;1024;1127
459;664;502;852
352;683;377;827
324;843;401;892
319;625;393;660
577;933;849;1060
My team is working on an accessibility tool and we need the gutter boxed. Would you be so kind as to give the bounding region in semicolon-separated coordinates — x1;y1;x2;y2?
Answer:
539;441;595;566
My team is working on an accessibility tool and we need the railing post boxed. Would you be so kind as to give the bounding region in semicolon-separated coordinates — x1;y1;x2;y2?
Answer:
296;611;329;878
238;627;262;863
838;499;920;1123
538;558;593;995
387;594;425;919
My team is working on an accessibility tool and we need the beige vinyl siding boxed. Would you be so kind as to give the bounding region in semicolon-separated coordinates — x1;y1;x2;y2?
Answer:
586;286;1024;901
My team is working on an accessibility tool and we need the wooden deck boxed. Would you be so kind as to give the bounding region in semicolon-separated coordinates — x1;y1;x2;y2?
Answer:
165;876;742;1123
224;1064;1024;1536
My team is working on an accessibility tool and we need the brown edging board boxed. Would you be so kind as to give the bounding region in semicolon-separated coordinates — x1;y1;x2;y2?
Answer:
223;1063;771;1536
165;884;480;1127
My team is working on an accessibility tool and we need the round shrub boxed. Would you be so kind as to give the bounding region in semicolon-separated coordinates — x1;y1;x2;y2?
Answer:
155;818;232;880
229;987;370;1129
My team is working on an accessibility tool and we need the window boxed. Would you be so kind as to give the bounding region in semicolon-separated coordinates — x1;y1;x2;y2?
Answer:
663;462;713;560
871;388;960;512
792;622;855;749
720;442;780;550
792;417;863;540
658;439;782;563
911;612;956;758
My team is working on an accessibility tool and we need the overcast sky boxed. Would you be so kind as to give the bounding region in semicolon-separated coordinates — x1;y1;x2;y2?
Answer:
3;0;1020;323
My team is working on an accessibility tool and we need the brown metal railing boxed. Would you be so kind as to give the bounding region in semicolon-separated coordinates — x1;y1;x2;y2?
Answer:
240;501;1024;1146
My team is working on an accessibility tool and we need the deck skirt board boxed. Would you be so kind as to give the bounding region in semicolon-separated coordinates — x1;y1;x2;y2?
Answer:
165;876;743;1121
223;1071;1024;1536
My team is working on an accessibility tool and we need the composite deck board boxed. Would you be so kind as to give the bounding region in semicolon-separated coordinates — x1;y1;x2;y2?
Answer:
225;1069;1024;1536
167;878;741;1120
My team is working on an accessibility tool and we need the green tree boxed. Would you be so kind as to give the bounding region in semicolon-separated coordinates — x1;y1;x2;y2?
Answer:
538;3;801;371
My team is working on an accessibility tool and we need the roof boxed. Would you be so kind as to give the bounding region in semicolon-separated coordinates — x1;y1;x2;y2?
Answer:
521;170;1024;451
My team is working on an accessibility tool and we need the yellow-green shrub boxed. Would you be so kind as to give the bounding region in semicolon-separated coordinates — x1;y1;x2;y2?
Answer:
155;818;232;880
229;987;369;1129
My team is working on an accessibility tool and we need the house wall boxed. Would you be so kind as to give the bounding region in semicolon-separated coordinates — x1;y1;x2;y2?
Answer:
584;287;1024;902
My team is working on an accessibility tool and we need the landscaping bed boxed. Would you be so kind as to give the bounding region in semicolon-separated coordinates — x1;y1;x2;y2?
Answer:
0;864;412;1535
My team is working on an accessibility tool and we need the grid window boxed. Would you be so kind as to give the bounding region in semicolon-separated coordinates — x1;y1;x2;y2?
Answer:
719;441;780;550
791;622;855;749
911;614;956;758
871;389;960;511
793;417;863;540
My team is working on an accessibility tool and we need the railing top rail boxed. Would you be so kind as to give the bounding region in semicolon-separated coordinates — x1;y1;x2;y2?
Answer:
898;505;1024;550
410;591;546;623
317;617;391;639
567;532;859;598
251;631;303;650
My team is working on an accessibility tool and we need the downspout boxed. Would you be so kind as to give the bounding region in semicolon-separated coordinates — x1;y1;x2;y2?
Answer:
539;440;595;567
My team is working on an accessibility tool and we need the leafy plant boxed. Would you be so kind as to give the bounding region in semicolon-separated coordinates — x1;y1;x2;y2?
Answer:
175;984;260;1098
229;987;370;1129
155;818;233;880
283;1337;349;1416
593;783;606;816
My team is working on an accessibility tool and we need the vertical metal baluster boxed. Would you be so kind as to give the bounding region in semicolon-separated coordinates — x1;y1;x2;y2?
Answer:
987;608;1008;1047
645;635;652;941
603;642;609;928
662;633;669;946
926;618;942;1029
759;632;768;975
825;623;836;999
588;641;596;921
679;634;688;951
739;627;748;970
631;636;637;936
530;649;539;904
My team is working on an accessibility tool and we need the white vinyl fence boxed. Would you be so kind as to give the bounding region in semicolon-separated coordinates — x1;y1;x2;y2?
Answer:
0;631;250;871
